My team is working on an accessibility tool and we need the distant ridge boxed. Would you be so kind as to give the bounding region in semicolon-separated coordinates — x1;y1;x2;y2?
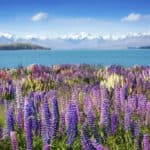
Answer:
0;43;51;50
139;46;150;49
128;46;150;49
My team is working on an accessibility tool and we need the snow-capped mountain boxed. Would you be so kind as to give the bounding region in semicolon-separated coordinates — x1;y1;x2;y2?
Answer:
61;32;103;40
0;32;150;49
0;33;15;44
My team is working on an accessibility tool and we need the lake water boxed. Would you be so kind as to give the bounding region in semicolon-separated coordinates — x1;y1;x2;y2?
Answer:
0;49;149;68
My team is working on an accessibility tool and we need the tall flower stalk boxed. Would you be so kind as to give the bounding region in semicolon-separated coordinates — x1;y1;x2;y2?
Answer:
7;105;15;135
24;98;33;150
100;86;111;136
52;96;59;138
10;131;19;150
66;103;78;147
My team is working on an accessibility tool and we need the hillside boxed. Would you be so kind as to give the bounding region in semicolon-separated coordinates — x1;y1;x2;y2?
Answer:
0;43;51;50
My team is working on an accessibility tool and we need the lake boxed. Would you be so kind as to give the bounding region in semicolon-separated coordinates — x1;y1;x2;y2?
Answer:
0;49;149;68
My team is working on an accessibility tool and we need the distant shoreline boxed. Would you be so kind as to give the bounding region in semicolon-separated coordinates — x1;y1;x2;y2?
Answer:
128;46;150;49
0;43;51;50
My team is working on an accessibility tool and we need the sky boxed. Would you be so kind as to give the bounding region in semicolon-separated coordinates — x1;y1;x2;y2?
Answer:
0;0;150;38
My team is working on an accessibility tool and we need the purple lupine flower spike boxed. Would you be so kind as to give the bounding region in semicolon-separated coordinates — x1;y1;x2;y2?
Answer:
16;82;23;109
81;123;96;150
17;108;24;129
52;96;59;138
10;131;19;150
143;134;149;150
28;95;37;133
87;111;100;142
67;103;78;147
37;116;42;136
120;87;126;112
100;86;108;100
24;98;33;150
124;103;131;131
7;105;15;135
111;112;119;134
41;99;51;147
114;86;121;115
60;112;65;135
134;122;140;138
100;86;110;135
41;109;50;147
92;84;101;111
134;122;140;150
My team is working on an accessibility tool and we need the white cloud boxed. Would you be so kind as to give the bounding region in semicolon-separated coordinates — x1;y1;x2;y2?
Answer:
31;12;48;21
121;13;141;22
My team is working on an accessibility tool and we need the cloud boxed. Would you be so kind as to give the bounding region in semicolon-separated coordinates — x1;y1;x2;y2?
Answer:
31;12;48;21
121;13;141;22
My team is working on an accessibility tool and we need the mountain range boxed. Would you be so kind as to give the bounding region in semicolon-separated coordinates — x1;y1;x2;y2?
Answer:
0;32;150;50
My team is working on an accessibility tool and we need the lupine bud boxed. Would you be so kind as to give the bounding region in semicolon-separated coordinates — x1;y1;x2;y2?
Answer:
10;131;19;150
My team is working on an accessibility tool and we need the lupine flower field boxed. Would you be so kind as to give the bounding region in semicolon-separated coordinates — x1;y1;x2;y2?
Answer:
0;64;150;150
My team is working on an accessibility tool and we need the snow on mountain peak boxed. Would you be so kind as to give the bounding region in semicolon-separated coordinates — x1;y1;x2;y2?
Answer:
0;32;14;39
61;32;102;40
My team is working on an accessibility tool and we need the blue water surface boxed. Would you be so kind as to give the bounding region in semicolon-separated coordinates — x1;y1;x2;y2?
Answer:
0;49;149;68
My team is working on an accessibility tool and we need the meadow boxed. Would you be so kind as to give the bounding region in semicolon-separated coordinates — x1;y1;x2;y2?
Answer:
0;64;150;150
